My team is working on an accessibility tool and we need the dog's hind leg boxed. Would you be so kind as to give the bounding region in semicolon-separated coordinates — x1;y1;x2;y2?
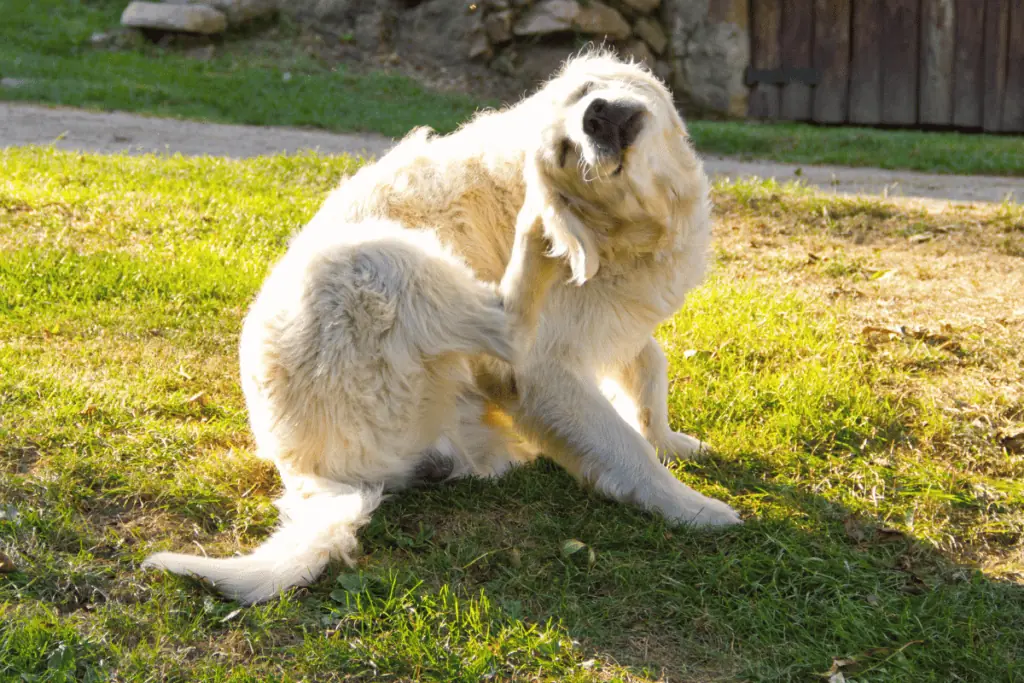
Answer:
411;210;558;485
409;199;561;369
498;208;562;352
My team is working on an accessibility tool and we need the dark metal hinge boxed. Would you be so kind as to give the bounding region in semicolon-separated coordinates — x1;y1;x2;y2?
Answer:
745;67;822;87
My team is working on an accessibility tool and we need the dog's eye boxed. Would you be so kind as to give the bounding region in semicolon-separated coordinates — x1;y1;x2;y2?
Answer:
567;82;594;104
558;139;571;168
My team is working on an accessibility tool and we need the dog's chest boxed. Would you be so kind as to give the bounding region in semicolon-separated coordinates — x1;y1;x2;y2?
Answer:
537;256;691;368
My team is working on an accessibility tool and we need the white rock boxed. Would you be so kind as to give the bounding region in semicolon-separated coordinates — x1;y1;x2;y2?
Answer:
485;9;514;44
468;30;493;60
633;16;667;54
204;0;277;25
514;0;579;36
121;2;227;34
573;1;630;40
621;0;660;14
164;0;277;26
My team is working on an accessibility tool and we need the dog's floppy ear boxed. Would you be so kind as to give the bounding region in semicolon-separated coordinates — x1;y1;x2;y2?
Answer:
522;159;599;285
540;202;599;285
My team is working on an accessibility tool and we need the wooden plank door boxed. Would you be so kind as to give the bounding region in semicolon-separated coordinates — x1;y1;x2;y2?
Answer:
919;0;956;125
779;0;814;120
749;0;782;118
880;0;920;125
953;0;986;127
812;0;851;123
1004;0;1024;130
849;0;882;124
983;0;1010;131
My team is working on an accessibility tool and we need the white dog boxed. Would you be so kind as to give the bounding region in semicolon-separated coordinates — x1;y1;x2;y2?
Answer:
144;51;741;605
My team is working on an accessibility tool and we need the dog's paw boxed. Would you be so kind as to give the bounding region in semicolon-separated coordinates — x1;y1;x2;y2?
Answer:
648;479;742;528
680;496;742;528
652;430;713;462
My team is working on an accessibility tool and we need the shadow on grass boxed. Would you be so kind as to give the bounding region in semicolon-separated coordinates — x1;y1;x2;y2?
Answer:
296;455;1023;682
7;453;1020;681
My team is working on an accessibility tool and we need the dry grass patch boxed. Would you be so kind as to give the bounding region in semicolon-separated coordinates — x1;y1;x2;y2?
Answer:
713;179;1024;579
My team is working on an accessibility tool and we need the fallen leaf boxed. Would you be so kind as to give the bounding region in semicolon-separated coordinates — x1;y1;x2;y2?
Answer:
186;391;208;406
824;657;857;676
220;608;242;623
868;268;897;281
861;325;904;340
0;552;16;573
561;539;587;557
80;399;96;416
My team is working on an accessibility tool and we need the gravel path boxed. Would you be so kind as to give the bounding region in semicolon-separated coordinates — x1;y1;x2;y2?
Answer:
3;102;1021;204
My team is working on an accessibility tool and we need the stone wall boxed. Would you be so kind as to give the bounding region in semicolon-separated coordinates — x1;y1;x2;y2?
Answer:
120;0;751;117
458;0;749;116
662;0;749;117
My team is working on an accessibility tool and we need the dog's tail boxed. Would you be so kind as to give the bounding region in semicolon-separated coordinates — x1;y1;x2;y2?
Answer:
143;478;382;604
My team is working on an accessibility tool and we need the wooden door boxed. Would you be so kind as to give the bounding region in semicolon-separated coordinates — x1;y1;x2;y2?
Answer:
745;0;1024;132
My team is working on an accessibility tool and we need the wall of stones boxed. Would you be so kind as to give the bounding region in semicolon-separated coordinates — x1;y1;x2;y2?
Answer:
466;0;748;117
120;0;751;118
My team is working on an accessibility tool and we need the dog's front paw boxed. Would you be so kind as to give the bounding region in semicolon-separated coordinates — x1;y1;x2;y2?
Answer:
652;430;713;462
680;496;742;528
648;479;742;528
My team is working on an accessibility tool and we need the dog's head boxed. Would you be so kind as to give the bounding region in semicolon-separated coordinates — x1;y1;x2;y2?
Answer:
524;50;706;283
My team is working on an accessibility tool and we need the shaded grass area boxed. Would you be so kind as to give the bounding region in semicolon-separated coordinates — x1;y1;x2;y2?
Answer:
5;1;1024;176
0;0;481;138
2;148;1023;681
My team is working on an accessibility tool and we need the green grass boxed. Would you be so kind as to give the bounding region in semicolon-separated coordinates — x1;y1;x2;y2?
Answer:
687;121;1024;177
2;147;1023;681
4;0;1024;176
0;0;481;138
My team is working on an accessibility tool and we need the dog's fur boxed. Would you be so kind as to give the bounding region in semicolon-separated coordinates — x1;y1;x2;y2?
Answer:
144;51;741;605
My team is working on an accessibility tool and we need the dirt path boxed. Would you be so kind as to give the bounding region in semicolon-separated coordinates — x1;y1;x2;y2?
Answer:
3;102;1022;204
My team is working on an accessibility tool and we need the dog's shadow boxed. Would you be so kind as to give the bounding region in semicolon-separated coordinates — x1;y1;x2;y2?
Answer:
314;456;1023;681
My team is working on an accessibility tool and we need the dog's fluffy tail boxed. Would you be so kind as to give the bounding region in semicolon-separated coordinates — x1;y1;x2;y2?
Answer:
143;479;382;604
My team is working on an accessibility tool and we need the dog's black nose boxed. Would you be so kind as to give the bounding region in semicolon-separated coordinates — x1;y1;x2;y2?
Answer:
581;98;646;154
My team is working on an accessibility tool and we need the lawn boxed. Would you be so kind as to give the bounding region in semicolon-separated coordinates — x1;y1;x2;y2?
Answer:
5;0;1024;177
1;147;1023;681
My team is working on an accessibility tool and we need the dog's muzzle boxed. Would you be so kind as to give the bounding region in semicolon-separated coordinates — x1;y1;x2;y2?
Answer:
582;98;646;157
